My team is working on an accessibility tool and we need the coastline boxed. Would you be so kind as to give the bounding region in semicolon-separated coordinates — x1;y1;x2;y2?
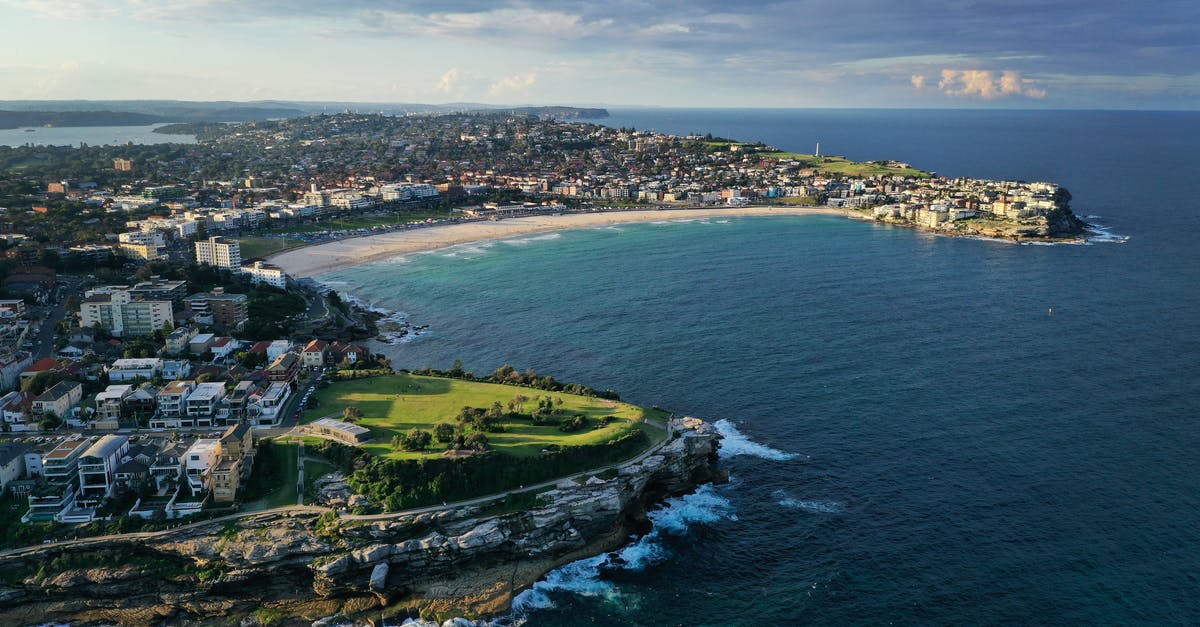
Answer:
268;206;847;277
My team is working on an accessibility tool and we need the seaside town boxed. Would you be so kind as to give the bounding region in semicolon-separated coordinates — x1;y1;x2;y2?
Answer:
0;110;1088;624
0;111;1082;531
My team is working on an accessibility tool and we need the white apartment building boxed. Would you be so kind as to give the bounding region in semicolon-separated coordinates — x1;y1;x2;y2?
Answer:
193;236;242;269
80;290;173;337
240;261;288;289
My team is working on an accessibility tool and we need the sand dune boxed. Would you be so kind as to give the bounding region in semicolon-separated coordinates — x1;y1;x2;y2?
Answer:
269;206;846;277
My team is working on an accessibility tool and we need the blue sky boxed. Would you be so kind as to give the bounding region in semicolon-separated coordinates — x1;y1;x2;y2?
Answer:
1;0;1197;109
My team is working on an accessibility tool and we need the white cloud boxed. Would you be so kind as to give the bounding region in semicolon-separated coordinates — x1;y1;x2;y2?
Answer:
911;74;926;89
935;69;1046;99
436;67;460;94
488;72;538;98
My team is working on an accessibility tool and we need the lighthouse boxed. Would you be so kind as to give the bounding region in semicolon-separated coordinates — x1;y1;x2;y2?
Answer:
815;142;820;158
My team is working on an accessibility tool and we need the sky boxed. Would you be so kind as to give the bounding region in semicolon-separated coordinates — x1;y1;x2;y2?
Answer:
0;0;1197;109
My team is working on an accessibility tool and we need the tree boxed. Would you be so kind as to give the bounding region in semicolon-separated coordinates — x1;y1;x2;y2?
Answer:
342;406;362;422
434;422;455;444
402;428;432;451
465;432;489;451
390;435;402;452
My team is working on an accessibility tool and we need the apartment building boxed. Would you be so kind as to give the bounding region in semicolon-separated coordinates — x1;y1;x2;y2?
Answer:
193;236;241;269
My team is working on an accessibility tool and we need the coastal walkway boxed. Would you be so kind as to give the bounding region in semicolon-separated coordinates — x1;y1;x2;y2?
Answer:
0;420;677;558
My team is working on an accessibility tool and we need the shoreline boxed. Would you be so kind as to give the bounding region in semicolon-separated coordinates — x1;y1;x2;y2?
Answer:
268;206;847;277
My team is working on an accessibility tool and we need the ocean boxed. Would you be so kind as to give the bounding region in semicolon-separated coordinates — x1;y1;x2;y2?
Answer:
319;109;1200;625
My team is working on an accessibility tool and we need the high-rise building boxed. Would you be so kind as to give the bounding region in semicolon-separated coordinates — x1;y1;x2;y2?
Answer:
80;290;174;337
194;236;241;269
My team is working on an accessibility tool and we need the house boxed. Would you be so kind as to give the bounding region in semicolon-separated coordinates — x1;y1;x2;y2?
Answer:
93;384;133;429
164;326;198;355
211;423;255;502
182;438;220;497
0;390;33;431
76;435;131;506
162;359;192;381
0;350;34;393
265;340;292;363
107;358;164;382
209;337;237;359
31;380;83;420
329;341;370;366
224;379;265;423
20;356;66;385
0;441;30;494
188;333;216;355
301;339;328;368
125;384;158;425
247;382;290;426
265;352;300;385
151;380;194;428
112;442;158;493
184;382;227;426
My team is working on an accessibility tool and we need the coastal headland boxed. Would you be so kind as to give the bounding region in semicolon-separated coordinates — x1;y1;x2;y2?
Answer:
0;418;724;626
269;206;848;277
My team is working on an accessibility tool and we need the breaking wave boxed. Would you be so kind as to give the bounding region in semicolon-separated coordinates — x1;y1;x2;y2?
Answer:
504;484;735;622
714;419;803;461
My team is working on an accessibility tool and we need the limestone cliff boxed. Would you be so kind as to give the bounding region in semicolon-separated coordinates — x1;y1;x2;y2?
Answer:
0;419;721;626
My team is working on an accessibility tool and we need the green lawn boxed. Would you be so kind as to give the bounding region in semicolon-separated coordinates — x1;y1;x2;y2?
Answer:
236;236;306;259
241;441;298;510
302;374;652;460
302;459;336;498
758;152;931;178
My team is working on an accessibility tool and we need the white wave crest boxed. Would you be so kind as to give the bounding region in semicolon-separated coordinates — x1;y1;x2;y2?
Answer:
507;484;734;619
774;490;845;513
501;232;563;246
442;241;496;257
714;419;802;461
1085;222;1129;244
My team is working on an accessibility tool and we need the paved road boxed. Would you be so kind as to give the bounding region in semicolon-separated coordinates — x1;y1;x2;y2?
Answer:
0;422;677;557
31;277;81;359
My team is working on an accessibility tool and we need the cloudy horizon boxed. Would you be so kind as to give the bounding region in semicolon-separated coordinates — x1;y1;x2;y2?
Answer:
1;0;1197;109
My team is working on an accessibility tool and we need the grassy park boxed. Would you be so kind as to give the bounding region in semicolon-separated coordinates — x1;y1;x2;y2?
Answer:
235;236;306;259
301;373;662;460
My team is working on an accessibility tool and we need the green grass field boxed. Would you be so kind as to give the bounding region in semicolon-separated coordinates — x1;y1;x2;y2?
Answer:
758;152;931;178
241;441;298;510
302;374;655;460
235;236;306;259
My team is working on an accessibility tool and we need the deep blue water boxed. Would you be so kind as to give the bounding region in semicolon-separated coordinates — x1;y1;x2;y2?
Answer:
322;109;1200;625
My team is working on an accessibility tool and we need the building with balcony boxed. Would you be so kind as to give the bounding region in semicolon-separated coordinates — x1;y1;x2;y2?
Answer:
193;236;241;269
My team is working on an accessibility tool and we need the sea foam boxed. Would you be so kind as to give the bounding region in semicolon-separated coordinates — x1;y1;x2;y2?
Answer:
714;419;802;461
774;490;845;514
505;484;735;621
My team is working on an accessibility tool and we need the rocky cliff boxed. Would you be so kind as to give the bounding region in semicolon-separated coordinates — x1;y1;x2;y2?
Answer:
0;418;721;626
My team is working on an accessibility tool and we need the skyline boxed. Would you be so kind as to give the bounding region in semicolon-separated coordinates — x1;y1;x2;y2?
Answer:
1;1;1198;110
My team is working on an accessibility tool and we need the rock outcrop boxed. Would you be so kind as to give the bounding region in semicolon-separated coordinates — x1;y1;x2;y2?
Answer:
0;418;721;625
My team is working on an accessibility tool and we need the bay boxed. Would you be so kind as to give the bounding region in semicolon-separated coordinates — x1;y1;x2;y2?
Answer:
320;109;1200;624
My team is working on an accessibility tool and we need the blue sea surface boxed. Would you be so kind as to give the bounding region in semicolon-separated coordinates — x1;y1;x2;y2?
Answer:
321;109;1200;625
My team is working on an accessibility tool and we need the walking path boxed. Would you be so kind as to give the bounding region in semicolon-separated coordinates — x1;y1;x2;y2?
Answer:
0;422;676;558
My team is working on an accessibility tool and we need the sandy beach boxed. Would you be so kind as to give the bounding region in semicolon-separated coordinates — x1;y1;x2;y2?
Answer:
269;206;847;277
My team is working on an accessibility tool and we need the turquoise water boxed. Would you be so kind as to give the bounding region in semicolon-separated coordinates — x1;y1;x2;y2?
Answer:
321;110;1200;624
